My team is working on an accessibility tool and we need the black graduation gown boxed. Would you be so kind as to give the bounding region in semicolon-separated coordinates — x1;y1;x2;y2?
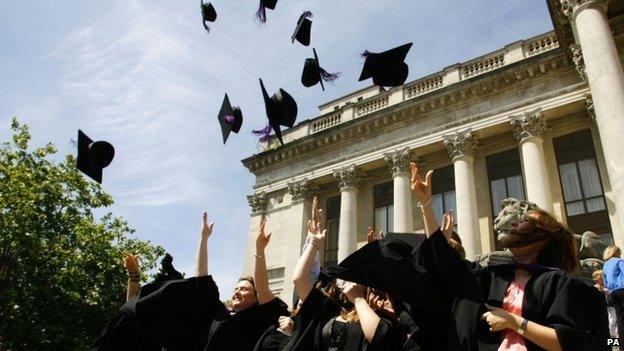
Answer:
204;296;289;351
415;229;610;351
92;275;221;351
253;324;293;351
283;287;403;351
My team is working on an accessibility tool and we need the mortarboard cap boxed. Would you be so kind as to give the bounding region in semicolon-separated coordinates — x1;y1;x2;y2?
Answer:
217;93;243;144
201;1;217;33
291;11;313;46
301;48;341;91
258;78;297;146
359;42;413;87
256;0;278;23
77;130;114;184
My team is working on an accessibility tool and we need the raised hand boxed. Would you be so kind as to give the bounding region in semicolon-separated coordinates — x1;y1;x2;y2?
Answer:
442;211;455;239
123;252;140;273
256;221;272;252
410;162;433;205
308;196;324;234
366;227;384;243
201;212;215;239
343;282;367;303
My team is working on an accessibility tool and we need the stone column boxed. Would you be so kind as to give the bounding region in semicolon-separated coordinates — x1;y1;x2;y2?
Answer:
384;148;414;233
510;109;554;213
443;129;481;260
561;0;624;246
282;178;314;307
243;192;268;277
333;165;364;262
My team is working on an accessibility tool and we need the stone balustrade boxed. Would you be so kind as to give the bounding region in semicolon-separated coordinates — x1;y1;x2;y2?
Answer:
311;113;342;132
355;94;390;117
258;31;562;149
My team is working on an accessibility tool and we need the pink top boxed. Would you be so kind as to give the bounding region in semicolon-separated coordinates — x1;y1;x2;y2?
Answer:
498;280;528;351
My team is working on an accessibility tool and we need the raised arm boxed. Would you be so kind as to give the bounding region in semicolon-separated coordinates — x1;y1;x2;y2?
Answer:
255;221;276;305
123;252;141;302
194;212;214;277
293;196;325;301
410;162;439;237
344;283;381;343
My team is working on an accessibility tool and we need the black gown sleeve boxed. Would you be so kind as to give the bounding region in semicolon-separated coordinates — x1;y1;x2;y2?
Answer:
365;317;403;351
415;229;484;302
546;275;610;351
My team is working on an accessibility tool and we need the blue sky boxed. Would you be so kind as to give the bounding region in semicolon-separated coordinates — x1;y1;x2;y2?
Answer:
0;1;553;297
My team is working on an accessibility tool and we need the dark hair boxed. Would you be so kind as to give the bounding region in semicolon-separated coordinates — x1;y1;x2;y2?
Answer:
508;210;579;273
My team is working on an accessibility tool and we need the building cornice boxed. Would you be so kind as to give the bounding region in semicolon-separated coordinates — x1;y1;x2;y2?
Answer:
249;83;589;194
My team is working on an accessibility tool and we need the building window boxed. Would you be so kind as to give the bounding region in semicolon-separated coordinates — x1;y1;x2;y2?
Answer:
431;165;456;225
324;196;341;267
486;149;525;216
374;181;394;233
553;129;612;242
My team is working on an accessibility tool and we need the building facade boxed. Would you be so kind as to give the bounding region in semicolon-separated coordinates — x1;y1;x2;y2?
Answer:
241;0;624;306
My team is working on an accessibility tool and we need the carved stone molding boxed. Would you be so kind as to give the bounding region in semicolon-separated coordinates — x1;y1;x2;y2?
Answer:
585;93;595;120
287;178;315;202
443;129;478;161
569;44;586;81
559;0;608;18
384;147;413;177
509;108;547;142
333;164;365;190
247;192;267;214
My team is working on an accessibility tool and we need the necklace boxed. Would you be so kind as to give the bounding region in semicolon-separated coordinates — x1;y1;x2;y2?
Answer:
327;317;349;351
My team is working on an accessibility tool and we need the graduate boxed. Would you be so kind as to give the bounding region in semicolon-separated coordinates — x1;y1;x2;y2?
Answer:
283;197;405;351
409;162;610;351
195;213;290;350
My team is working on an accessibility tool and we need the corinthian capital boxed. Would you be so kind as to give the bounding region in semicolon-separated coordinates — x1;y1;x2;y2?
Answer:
443;129;478;161
384;147;413;177
559;0;608;18
333;164;365;190
247;192;267;215
287;178;315;202
510;108;547;142
569;44;586;82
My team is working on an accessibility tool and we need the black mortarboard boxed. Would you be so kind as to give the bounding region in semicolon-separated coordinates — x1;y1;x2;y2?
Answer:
258;78;297;146
256;0;278;23
383;232;426;249
77;130;114;184
301;48;341;91
359;42;413;87
217;93;243;144
291;11;312;46
321;239;449;332
201;1;217;33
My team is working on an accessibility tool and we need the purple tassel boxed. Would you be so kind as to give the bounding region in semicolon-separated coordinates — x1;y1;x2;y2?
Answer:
301;11;313;19
252;125;272;142
319;68;341;82
224;115;236;125
360;50;375;58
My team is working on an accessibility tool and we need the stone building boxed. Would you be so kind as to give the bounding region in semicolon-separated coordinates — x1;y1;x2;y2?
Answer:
241;0;624;306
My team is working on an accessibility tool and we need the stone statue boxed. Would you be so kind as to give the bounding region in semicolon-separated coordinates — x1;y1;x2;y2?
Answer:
493;198;539;242
578;231;608;261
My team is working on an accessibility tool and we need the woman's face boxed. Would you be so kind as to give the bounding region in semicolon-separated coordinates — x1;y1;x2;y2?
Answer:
231;280;258;312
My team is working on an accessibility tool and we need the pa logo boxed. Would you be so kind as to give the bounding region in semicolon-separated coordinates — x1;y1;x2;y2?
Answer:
607;338;620;346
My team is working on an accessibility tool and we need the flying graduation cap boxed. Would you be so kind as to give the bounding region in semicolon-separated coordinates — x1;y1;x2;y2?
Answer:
359;42;413;87
301;48;341;91
256;0;278;23
201;1;217;33
217;93;243;144
257;78;297;146
291;11;313;46
76;130;115;184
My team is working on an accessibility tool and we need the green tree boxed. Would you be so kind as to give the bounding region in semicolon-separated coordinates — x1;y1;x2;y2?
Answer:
0;118;164;350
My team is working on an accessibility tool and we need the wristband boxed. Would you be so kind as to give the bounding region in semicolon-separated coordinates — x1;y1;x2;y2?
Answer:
418;197;433;208
128;271;140;282
255;253;264;258
516;318;528;335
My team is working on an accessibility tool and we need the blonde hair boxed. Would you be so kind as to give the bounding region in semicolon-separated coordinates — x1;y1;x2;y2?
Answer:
592;270;604;282
604;246;621;261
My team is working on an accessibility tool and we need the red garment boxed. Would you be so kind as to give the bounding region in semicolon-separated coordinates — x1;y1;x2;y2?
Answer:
498;280;528;351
